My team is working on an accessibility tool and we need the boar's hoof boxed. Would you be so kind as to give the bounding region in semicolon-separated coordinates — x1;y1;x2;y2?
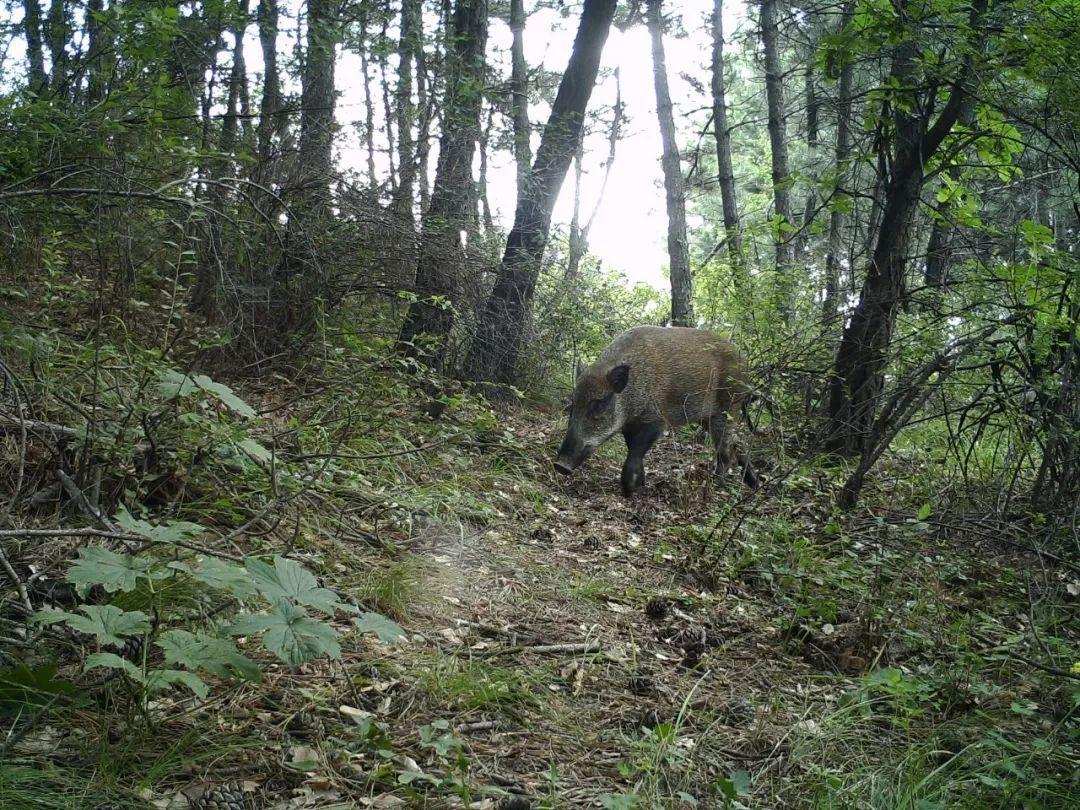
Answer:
553;460;574;476
621;464;645;496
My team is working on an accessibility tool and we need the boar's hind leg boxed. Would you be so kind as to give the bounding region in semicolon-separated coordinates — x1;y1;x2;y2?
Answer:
621;421;663;496
708;413;733;477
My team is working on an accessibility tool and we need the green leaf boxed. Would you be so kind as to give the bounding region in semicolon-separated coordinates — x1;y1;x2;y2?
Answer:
157;370;256;418
114;506;206;544
0;662;77;714
67;547;156;593
145;668;209;699
237;438;273;463
231;602;341;667
172;556;258;598
355;612;406;644
84;652;145;683
158;629;261;681
195;375;256;417
35;605;150;649
916;502;932;521
246;556;355;615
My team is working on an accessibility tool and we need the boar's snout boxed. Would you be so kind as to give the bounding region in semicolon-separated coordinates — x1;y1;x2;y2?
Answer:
554;430;592;475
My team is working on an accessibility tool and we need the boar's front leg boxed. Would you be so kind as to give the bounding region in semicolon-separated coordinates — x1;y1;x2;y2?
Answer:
621;421;664;496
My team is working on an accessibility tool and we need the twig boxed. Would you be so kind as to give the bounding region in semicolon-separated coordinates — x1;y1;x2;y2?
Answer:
0;544;32;617
0;415;81;439
455;720;502;734
57;470;118;532
0;527;244;563
483;641;603;657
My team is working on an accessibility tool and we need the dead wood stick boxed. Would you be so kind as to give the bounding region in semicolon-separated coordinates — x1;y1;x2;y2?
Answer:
0;544;32;617
484;640;602;657
0;416;82;438
0;527;244;563
455;720;502;734
57;469;118;532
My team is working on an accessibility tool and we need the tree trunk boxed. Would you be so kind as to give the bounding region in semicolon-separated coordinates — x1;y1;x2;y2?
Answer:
759;0;794;301
255;0;282;189
710;0;743;273
647;0;694;326
296;0;337;217
378;9;397;189
392;0;421;228
798;40;820;259
477;107;495;234
416;36;432;212
359;8;378;188
510;0;531;198
84;0;111;103
398;0;489;369
465;0;618;384
821;2;854;323
568;67;623;281
21;0;47;93
45;0;69;96
824;0;985;456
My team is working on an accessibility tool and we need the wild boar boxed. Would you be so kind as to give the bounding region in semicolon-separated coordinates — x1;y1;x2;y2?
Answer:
553;326;758;495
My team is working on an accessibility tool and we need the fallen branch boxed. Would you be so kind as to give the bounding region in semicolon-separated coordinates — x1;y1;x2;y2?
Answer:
57;470;117;532
484;640;602;657
455;720;502;734
0;544;32;617
0;527;244;563
0;416;81;439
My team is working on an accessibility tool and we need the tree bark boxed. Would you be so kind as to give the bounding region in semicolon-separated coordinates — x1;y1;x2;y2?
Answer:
21;0;48;93
798;37;820;259
648;0;694;326
84;0;111;103
821;2;854;323
759;0;794;302
296;0;337;217
398;0;489;369
465;0;618;384
823;0;986;456
710;0;743;273
45;0;69;95
359;8;378;188
392;0;421;228
510;0;532;198
255;0;282;190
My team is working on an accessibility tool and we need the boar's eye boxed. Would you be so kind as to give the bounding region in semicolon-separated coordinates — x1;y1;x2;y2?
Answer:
587;393;613;418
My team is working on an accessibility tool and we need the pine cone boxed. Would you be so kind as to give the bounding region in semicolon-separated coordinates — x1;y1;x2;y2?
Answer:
190;781;254;810
119;634;144;662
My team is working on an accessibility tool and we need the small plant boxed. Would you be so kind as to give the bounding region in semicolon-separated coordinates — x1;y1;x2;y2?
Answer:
34;514;404;709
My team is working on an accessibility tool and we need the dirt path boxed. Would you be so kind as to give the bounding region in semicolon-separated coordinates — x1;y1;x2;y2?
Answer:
369;416;825;807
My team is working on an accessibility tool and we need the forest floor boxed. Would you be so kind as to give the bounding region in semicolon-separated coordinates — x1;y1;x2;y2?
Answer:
1;304;1077;809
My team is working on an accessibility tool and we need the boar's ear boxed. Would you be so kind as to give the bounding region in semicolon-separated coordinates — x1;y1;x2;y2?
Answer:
607;364;630;393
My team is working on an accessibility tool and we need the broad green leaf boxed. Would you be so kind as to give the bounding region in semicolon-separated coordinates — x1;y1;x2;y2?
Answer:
916;502;932;521
194;375;256;418
84;652;144;683
35;605;150;649
172;556;257;598
67;547;156;593
355;612;406;644
246;556;355;615
156;369;200;399
231;602;340;667
158;630;261;681
145;668;209;699
0;662;77;714
114;506;206;544
238;438;273;463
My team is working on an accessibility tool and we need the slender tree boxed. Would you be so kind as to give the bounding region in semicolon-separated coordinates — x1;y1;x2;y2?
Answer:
296;0;338;217
466;0;618;384
21;0;47;93
760;0;794;300
647;0;693;326
510;0;531;197
710;0;743;273
392;0;421;227
824;0;988;456
398;0;489;368
255;0;282;189
821;2;854;322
